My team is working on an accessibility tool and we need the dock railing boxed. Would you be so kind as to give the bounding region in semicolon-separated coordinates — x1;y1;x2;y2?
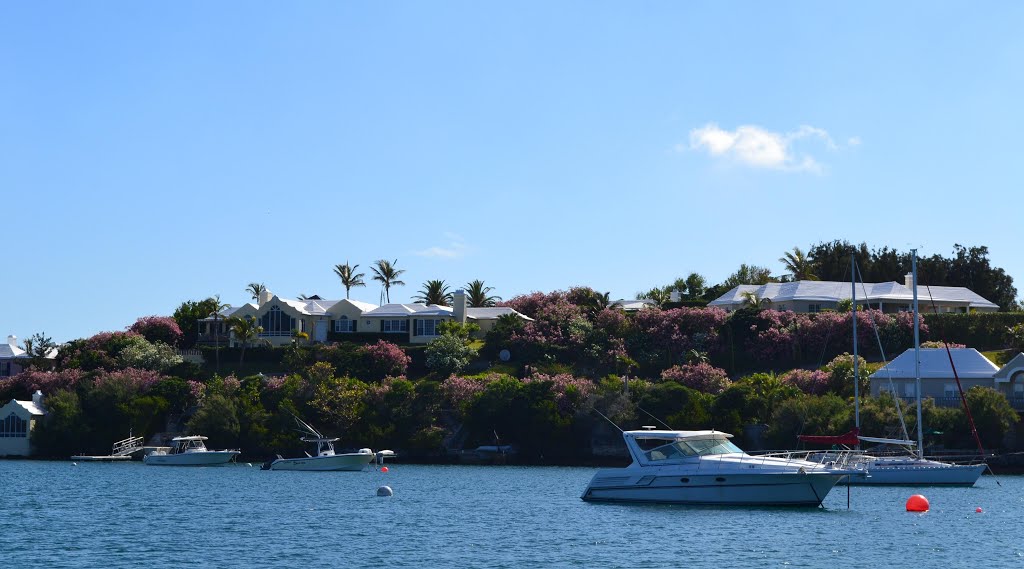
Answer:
112;436;146;456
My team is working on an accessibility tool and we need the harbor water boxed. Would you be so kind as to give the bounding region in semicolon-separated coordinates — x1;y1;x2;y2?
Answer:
2;461;1022;568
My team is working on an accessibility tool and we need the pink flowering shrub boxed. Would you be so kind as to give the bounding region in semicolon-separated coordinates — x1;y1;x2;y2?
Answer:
921;340;965;349
129;316;184;347
660;363;731;394
627;307;726;369
523;372;596;414
441;373;501;409
187;380;206;402
92;368;164;393
361;340;411;379
0;369;85;399
780;369;831;395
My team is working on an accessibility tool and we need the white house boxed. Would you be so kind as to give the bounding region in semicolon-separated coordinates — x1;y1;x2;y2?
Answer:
360;290;532;344
0;335;29;377
0;391;46;457
709;276;999;314
869;348;1001;403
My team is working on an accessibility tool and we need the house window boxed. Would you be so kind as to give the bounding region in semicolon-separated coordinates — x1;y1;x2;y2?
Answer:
807;304;822;313
943;383;958;398
382;320;408;333
0;413;27;438
259;305;296;337
334;316;356;333
0;361;10;377
416;319;444;337
904;383;917;397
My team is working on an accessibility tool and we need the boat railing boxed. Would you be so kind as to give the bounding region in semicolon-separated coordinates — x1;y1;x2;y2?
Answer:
111;436;146;457
690;450;861;472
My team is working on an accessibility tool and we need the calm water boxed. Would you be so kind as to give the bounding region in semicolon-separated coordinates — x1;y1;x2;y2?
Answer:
1;461;1022;568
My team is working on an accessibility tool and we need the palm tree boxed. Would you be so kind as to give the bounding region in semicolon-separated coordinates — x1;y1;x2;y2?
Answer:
207;295;231;372
465;279;501;307
740;290;772;309
371;259;406;303
246;282;267;301
228;315;264;365
333;261;366;299
414;279;453;306
779;246;818;281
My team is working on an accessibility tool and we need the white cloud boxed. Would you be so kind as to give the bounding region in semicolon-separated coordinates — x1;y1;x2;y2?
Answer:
686;123;853;173
414;232;470;259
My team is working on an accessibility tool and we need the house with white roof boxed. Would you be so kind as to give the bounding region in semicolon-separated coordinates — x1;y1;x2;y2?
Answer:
360;290;532;344
198;289;531;346
709;275;998;314
609;299;657;312
198;290;379;347
869;348;1008;405
993;353;1024;406
0;335;29;377
0;391;46;456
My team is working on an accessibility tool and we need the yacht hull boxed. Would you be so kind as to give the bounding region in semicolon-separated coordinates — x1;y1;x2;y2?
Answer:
266;452;375;471
581;472;848;506
839;459;984;486
143;450;240;466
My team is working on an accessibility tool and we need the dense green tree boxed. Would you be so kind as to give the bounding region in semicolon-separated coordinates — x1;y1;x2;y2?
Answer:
333;262;366;299
186;394;241;447
32;390;90;456
425;334;477;375
371;259;406;303
684;273;707;299
172;297;221;349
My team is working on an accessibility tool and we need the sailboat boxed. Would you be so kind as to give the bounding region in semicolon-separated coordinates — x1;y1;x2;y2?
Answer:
801;250;985;486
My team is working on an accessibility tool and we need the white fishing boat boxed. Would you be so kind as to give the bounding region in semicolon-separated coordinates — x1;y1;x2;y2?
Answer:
143;435;240;466
802;251;985;486
262;417;383;471
582;428;861;506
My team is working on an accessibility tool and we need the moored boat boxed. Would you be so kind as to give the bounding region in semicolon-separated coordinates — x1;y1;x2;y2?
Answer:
582;428;861;506
262;416;384;472
143;435;240;466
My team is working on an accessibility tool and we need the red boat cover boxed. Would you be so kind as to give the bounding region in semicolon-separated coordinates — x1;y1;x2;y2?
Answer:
797;427;860;446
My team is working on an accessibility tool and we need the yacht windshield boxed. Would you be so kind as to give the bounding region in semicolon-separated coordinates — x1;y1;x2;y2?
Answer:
684;438;741;455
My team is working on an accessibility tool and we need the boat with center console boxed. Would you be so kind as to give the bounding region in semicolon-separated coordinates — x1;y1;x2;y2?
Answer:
581;428;861;506
143;435;240;466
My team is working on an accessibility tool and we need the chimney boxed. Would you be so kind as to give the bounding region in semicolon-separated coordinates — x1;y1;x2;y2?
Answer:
453;289;467;324
670;290;681;303
7;335;15;347
259;289;273;307
904;273;913;287
32;390;44;409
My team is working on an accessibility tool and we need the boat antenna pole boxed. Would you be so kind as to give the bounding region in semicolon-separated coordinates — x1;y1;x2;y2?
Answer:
591;408;623;432
851;254;860;449
912;249;925;459
637;406;674;430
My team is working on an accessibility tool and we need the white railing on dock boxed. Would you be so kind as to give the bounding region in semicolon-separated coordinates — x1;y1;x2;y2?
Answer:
112;436;145;456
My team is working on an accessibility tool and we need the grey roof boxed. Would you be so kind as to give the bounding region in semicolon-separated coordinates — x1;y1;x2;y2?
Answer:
870;348;999;380
363;303;455;318
466;307;534;321
994;352;1024;381
0;342;26;359
709;280;998;309
610;299;657;311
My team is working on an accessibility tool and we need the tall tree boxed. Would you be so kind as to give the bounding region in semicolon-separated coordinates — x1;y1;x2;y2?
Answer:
246;282;267;301
173;297;220;349
333;261;366;299
722;264;776;288
684;273;707;299
779;246;818;281
371;259;406;303
414;279;453;306
464;279;501;307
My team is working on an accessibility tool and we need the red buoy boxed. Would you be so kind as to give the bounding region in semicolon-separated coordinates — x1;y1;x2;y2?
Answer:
906;494;929;512
976;507;983;513
381;466;389;473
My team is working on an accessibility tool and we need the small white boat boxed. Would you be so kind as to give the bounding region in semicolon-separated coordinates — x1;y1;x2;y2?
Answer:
582;428;861;506
143;436;240;466
262;417;381;472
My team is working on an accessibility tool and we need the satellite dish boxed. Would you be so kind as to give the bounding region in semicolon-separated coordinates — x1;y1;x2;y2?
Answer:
499;349;511;362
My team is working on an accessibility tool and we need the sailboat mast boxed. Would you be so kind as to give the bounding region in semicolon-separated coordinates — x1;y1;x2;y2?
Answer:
851;255;860;442
911;249;924;459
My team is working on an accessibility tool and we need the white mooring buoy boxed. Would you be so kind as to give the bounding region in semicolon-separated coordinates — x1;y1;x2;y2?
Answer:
376;485;394;497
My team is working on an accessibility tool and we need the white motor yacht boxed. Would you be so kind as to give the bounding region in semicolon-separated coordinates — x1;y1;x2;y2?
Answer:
143;436;240;466
262;417;384;472
582;428;861;506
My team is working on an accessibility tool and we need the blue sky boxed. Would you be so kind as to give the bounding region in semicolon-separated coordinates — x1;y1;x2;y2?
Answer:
3;2;1022;343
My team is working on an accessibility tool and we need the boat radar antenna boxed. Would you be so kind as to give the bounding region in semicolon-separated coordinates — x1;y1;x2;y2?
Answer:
636;406;674;430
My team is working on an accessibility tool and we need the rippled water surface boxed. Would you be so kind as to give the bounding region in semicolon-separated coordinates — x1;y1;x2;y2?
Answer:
2;461;1022;568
